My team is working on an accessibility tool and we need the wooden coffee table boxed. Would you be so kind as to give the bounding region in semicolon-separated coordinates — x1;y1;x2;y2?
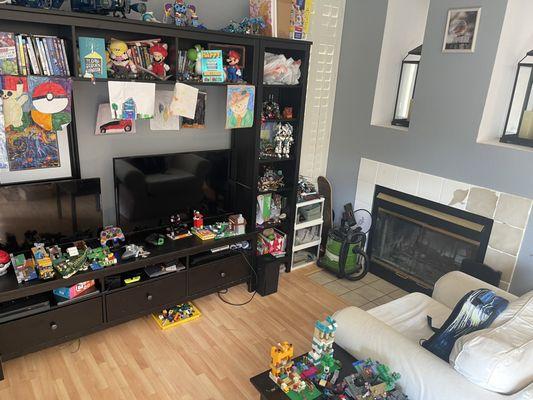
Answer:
250;343;357;400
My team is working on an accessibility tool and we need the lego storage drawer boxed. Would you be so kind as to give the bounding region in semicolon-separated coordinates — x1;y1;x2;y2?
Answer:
0;297;103;359
189;254;250;295
105;271;186;322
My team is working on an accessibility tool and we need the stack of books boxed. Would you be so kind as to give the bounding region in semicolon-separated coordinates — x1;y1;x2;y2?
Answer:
0;32;70;76
124;38;170;80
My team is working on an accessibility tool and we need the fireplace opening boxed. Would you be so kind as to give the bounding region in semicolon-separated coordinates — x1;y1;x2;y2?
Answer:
367;186;493;294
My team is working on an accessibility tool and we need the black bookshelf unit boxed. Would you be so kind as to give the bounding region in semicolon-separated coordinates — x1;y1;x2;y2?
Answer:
0;5;311;379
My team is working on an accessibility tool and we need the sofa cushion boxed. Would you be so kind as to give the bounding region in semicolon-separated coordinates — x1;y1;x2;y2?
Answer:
450;291;533;394
145;169;196;196
369;292;451;342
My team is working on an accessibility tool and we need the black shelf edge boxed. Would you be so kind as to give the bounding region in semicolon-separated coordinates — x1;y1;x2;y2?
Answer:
73;76;175;85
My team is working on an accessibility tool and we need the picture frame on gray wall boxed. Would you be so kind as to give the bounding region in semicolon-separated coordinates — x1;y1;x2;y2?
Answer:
442;7;481;53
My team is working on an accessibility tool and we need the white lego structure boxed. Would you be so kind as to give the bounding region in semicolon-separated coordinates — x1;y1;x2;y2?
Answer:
308;316;337;365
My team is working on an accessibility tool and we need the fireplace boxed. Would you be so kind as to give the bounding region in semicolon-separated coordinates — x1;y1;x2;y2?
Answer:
367;186;493;293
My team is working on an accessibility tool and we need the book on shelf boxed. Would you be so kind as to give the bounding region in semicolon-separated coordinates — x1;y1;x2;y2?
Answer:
0;32;19;75
0;32;70;76
78;36;107;79
249;0;313;39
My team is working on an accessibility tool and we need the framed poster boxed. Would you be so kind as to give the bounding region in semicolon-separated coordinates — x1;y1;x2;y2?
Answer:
0;75;74;185
442;8;481;53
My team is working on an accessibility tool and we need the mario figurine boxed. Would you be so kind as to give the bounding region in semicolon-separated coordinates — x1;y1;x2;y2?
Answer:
31;81;71;132
225;50;242;83
193;210;204;229
148;43;171;78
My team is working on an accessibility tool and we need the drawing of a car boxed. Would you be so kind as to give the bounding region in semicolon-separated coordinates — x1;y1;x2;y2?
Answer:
100;119;133;134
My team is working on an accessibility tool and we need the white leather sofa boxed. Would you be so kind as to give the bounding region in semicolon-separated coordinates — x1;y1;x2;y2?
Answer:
334;271;533;400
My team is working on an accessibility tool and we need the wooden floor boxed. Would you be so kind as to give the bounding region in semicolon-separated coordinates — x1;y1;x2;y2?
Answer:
0;265;347;400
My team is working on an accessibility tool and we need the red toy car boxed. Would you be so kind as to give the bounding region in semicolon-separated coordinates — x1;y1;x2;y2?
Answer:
99;119;132;134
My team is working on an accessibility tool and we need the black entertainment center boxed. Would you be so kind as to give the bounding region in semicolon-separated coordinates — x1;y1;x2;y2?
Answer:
0;5;311;380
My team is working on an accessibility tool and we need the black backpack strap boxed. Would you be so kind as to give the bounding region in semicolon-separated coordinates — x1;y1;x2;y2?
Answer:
426;315;439;333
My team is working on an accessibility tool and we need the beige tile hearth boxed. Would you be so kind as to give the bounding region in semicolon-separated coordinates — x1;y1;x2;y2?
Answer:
323;280;352;296
306;265;404;311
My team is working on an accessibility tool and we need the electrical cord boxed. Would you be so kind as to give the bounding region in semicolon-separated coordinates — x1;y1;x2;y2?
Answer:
217;248;258;307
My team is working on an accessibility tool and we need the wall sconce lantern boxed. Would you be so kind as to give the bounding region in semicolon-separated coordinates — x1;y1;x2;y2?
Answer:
501;50;533;146
392;45;422;128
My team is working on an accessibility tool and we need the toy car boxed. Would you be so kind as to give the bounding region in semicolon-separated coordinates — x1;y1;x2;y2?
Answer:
99;119;133;134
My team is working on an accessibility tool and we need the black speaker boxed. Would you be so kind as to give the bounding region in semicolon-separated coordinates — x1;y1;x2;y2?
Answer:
256;260;281;296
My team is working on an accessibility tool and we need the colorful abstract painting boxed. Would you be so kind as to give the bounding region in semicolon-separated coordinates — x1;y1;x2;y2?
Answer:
0;97;7;169
5;123;60;171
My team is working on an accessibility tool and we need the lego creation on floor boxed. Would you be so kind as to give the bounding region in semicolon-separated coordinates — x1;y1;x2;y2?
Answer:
151;302;201;330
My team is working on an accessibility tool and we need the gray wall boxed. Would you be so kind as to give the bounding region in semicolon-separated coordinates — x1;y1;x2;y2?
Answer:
74;0;249;225
327;0;533;295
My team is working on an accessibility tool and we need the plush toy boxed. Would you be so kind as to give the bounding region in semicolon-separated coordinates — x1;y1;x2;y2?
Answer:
148;43;170;78
187;44;203;76
107;39;137;78
225;50;242;83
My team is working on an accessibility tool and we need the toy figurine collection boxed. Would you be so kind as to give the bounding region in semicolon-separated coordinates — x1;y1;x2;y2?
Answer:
258;167;285;192
268;316;407;400
262;97;282;121
274;123;295;158
106;38;171;80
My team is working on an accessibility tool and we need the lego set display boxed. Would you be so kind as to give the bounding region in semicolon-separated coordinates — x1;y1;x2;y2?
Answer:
177;44;246;84
269;316;407;400
152;301;201;330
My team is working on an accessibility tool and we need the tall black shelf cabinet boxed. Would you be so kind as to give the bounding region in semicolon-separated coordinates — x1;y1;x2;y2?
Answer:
0;5;311;378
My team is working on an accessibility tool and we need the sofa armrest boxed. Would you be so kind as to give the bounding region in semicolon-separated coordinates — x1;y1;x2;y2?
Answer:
433;271;517;309
169;154;210;178
114;159;146;193
333;306;525;400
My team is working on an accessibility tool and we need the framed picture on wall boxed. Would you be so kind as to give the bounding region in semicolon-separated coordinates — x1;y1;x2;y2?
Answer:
0;75;75;185
442;8;481;53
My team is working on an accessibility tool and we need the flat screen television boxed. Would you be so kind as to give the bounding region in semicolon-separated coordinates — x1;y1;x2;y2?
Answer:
113;150;232;231
0;178;103;254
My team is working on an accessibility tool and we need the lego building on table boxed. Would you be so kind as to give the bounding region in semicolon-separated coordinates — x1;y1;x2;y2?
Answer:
308;316;337;365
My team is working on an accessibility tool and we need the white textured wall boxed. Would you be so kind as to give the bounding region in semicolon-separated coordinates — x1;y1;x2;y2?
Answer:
370;0;430;128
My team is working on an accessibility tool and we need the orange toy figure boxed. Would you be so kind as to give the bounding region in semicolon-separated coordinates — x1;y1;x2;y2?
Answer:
270;341;294;379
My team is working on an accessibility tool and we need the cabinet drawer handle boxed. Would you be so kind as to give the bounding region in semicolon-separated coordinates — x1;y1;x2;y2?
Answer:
50;322;58;331
147;294;153;301
220;272;226;278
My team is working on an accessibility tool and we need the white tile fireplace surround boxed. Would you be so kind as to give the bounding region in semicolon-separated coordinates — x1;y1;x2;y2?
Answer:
355;158;533;291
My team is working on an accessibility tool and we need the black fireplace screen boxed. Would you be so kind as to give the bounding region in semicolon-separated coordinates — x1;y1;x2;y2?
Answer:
371;208;480;288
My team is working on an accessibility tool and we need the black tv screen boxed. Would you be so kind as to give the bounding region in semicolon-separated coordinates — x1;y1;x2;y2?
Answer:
113;150;232;231
0;178;103;254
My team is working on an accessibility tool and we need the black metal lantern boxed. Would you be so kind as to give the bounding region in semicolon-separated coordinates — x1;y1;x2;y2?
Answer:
392;45;422;128
501;50;533;146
